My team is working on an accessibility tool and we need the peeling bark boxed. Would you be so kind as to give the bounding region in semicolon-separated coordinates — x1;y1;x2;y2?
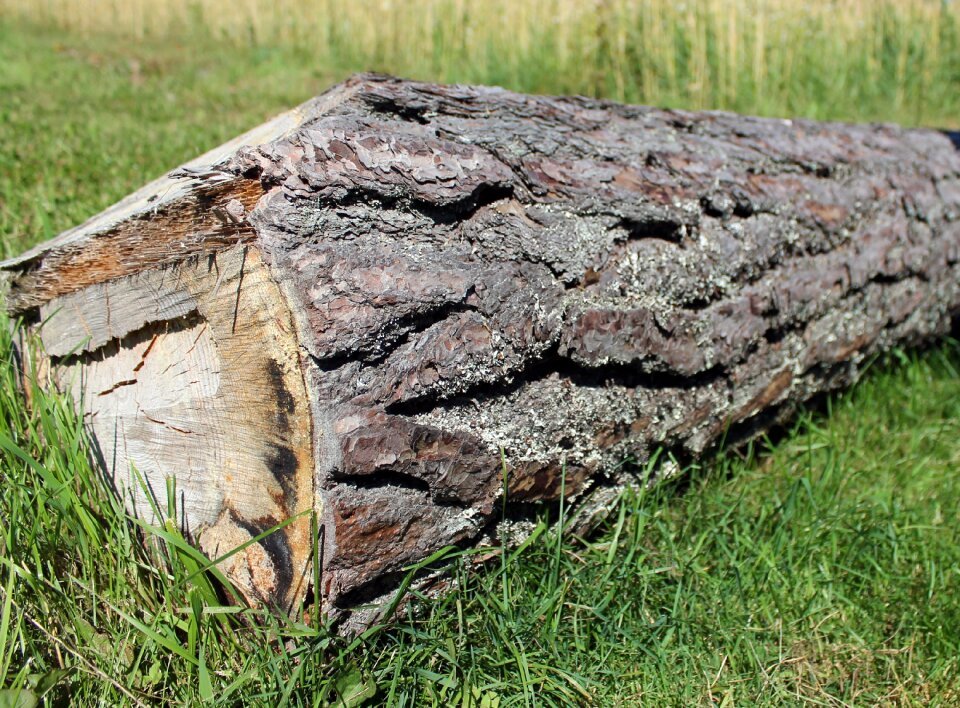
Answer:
3;75;960;624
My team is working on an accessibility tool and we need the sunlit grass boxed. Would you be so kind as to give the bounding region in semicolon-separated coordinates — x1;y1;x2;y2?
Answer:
0;18;958;706
3;305;958;704
2;0;960;126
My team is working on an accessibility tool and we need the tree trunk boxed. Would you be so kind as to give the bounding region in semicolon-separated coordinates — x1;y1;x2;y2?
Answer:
3;75;959;623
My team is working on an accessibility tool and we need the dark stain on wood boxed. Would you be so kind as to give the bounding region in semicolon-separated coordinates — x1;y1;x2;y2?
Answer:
266;443;299;507
231;512;295;606
266;358;296;431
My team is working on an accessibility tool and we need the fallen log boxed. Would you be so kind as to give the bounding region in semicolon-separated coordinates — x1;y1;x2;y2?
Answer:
2;74;959;623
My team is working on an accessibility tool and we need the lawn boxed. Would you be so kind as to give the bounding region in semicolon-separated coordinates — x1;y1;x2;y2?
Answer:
1;13;960;706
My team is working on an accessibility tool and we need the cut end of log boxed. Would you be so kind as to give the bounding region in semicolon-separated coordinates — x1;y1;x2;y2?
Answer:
37;246;315;611
3;73;959;622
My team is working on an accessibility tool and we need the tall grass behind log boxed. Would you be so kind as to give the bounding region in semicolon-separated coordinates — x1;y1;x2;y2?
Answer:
2;0;959;126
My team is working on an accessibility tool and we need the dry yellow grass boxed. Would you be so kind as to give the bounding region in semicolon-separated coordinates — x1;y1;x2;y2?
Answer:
3;0;959;123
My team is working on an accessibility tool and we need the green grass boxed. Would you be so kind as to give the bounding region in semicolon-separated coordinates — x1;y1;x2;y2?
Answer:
4;0;960;127
1;20;959;706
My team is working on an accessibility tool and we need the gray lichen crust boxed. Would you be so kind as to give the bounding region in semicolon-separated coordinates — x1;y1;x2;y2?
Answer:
4;75;959;617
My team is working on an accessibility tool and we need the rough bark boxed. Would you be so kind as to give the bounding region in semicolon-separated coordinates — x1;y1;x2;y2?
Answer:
3;75;959;624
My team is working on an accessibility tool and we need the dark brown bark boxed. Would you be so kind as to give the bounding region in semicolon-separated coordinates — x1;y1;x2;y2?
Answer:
3;75;960;624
